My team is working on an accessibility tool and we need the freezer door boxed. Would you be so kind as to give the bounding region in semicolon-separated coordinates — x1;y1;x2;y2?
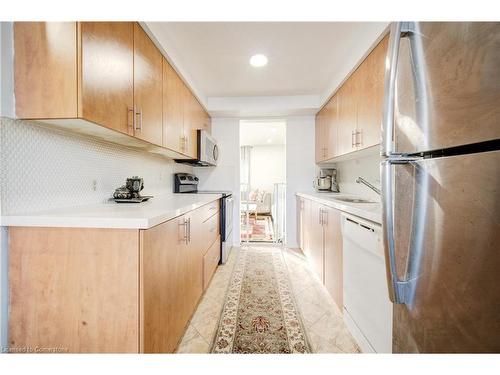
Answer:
387;150;500;352
384;22;500;155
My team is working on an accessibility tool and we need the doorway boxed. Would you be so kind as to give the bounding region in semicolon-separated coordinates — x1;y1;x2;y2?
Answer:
240;120;286;244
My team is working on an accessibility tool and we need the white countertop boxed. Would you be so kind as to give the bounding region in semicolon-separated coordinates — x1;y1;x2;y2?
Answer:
0;193;222;229
296;192;382;224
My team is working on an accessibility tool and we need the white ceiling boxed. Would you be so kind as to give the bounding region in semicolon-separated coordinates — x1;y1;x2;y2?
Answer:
147;22;387;97
145;22;388;116
240;120;286;146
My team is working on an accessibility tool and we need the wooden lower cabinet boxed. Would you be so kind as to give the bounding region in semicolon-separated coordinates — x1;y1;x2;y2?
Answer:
298;197;343;311
323;206;343;310
140;215;191;353
203;236;221;290
9;200;221;353
9;227;140;353
306;200;325;283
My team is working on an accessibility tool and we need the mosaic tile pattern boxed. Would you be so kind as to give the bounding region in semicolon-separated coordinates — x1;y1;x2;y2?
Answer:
0;117;192;214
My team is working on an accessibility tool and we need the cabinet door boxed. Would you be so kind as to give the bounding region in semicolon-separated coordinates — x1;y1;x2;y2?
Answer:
141;216;190;353
302;198;311;256
326;95;339;159
356;35;389;149
182;84;199;158
203;111;212;134
315;107;327;162
162;58;184;153
80;22;134;135
297;197;305;250
307;201;325;282
133;23;163;146
14;22;78;119
323;206;343;310
9;227;140;353
185;211;205;312
337;77;358;156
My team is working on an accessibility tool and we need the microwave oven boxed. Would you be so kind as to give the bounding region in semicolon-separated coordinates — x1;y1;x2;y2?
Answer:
175;130;218;166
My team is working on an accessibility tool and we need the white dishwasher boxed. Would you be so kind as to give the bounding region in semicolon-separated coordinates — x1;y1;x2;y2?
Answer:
342;213;392;353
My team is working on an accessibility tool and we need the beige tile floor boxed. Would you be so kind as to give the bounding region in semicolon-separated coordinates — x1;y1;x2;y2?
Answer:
176;245;359;354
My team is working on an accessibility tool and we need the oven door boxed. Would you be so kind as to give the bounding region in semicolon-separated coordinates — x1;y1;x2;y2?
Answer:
198;130;219;166
223;195;234;241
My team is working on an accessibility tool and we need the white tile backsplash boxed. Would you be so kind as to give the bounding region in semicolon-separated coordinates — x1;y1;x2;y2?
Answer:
334;153;381;201
0;117;192;214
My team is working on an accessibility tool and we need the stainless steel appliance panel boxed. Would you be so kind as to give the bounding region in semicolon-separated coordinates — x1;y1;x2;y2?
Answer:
385;22;500;155
389;151;500;352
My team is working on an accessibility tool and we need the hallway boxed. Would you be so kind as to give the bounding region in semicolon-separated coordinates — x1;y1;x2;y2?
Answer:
177;245;359;353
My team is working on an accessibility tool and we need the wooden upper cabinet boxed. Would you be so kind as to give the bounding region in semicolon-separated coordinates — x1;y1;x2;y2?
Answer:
337;78;358;156
356;35;389;149
315;34;389;161
14;22;78;119
133;23;163;146
325;96;338;159
14;22;208;159
315;106;327;163
80;22;134;135
162;58;184;153
182;86;199;158
203;111;212;134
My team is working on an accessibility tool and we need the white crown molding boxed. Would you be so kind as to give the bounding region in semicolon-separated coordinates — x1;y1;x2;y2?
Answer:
206;95;320;118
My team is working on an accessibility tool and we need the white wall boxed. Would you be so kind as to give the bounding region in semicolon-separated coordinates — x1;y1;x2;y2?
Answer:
285;116;316;248
195;116;315;249
249;145;286;193
194;118;241;246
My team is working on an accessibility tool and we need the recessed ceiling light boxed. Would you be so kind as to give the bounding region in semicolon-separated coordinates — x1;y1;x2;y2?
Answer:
271;128;277;133
250;54;268;67
266;138;272;143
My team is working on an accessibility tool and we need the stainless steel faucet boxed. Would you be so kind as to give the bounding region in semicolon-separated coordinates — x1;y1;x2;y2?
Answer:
356;177;381;195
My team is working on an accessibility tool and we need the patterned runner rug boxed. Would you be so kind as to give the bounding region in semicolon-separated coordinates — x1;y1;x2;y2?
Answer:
211;246;311;353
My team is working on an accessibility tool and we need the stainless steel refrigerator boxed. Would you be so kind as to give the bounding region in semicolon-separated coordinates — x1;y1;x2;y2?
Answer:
381;22;500;353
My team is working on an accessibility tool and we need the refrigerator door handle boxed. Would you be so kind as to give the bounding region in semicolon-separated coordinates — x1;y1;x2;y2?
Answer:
381;22;416;157
381;157;420;304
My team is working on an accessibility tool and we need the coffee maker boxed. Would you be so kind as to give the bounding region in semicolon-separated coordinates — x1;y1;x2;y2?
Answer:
313;168;339;193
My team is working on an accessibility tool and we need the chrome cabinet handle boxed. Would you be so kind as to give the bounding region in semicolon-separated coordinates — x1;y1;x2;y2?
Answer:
356;129;363;147
318;209;322;225
187;218;191;243
351;130;356;148
179;218;189;244
127;106;135;130
134;107;143;131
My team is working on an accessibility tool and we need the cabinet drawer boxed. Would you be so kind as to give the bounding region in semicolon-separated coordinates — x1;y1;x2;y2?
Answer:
202;212;219;251
199;200;219;222
203;236;220;290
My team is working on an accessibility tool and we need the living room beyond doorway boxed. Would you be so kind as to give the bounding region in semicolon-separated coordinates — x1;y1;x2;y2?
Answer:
240;120;286;244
